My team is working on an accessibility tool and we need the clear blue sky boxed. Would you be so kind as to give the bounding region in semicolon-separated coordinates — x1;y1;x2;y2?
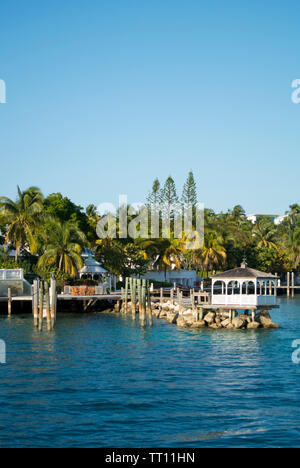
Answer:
0;0;299;215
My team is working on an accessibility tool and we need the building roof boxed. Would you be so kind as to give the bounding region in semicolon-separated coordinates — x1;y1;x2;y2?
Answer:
211;262;277;280
81;248;94;259
80;255;108;275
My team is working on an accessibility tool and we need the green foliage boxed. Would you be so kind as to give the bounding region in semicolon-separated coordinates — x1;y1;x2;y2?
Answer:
32;264;69;285
0;186;44;261
147;179;161;207
182;171;197;207
38;218;86;277
147;279;173;288
44;193;96;243
161;176;178;208
0;250;31;273
96;239;149;278
1;173;300;285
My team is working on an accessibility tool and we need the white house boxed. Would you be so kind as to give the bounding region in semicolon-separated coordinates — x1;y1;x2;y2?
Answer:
139;269;199;288
246;214;286;225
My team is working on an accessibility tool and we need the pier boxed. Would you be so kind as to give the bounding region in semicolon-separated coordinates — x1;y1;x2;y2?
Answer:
1;264;296;323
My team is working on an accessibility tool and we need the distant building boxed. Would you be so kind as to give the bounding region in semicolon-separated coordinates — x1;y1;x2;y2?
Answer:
274;215;287;225
139;269;199;288
246;214;286;225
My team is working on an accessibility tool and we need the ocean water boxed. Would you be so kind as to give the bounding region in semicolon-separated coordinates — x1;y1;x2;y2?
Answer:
0;297;300;448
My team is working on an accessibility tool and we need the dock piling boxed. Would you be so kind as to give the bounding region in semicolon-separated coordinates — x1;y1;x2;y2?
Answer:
124;278;129;314
33;280;39;327
50;277;57;328
131;278;137;319
38;283;44;331
7;288;12;317
147;281;153;326
292;272;295;298
45;282;51;331
141;280;147;325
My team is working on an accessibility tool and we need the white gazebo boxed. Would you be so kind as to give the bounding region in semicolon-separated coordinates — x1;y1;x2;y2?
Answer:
211;262;278;308
79;254;110;282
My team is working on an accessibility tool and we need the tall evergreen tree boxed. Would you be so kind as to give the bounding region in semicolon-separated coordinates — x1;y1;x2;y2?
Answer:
182;171;197;208
147;179;161;207
160;177;179;236
161;176;178;208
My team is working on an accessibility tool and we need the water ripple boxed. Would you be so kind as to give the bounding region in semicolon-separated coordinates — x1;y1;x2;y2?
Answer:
0;297;300;447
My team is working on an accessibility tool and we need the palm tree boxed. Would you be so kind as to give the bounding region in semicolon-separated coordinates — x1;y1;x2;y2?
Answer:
199;231;226;276
282;225;300;270
253;217;278;250
0;186;44;261
139;237;184;281
286;204;300;225
38;218;86;277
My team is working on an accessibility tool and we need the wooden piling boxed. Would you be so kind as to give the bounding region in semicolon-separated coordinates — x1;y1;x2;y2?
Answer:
124;278;129;313
292;272;295;298
179;291;183;307
7;288;12;317
44;282;51;331
38;283;44;331
147;281;153;326
287;272;290;297
131;278;137;319
137;279;142;315
33;280;39;327
141;280;147;325
50;277;57;327
191;289;196;313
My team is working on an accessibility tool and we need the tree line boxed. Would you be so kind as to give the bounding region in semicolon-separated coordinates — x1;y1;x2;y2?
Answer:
0;173;300;286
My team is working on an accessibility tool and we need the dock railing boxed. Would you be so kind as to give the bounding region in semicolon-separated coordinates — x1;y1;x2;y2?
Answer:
0;269;24;280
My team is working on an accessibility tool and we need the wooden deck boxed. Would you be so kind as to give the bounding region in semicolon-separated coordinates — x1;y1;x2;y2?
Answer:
0;294;121;303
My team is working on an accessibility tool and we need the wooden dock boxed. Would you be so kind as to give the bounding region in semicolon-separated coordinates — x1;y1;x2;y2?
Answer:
0;283;122;316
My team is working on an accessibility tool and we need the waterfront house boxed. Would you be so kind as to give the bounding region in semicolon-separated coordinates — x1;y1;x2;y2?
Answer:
246;214;286;225
139;269;199;288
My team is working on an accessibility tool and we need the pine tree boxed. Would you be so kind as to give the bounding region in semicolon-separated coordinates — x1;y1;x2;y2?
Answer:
147;179;161;207
161;176;178;209
160;177;180;237
182;171;197;208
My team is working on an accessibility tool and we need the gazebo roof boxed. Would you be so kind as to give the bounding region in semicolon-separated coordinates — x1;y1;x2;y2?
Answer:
80;255;108;275
211;262;277;280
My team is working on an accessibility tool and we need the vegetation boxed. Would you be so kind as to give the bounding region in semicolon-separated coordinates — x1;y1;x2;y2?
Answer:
38;218;86;277
1;177;300;284
0;186;44;261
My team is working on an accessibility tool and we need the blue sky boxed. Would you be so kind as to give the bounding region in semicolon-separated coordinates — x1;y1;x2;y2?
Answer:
0;0;299;215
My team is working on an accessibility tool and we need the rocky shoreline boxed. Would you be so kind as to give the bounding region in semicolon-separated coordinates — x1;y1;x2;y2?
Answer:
115;299;281;330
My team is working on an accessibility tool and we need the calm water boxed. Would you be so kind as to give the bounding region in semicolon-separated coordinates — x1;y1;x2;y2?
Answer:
0;298;300;448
